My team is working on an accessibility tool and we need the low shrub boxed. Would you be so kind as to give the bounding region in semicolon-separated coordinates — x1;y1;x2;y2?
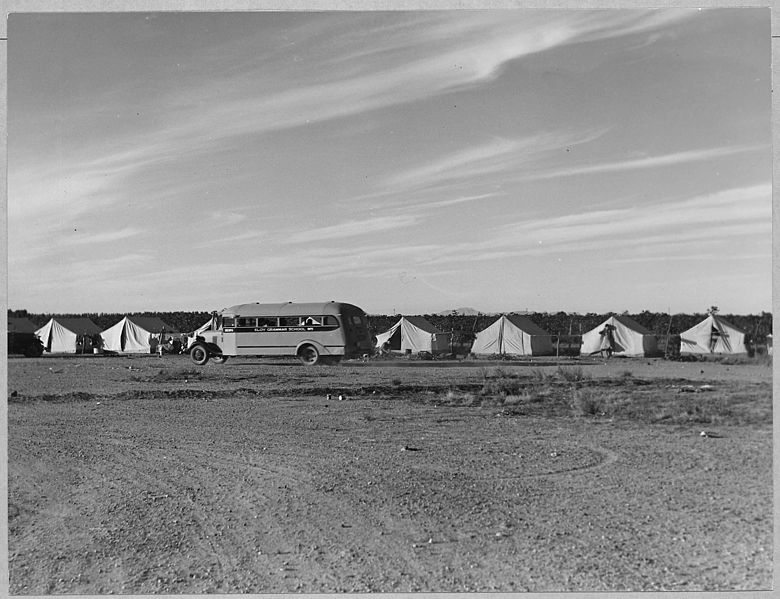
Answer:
530;368;554;383
481;377;524;397
502;394;528;406
443;389;478;406
492;366;522;379
556;366;590;383
571;388;624;417
650;411;674;423
572;388;602;416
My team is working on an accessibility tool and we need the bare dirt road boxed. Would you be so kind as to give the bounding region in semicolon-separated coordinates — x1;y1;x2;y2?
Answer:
6;355;773;593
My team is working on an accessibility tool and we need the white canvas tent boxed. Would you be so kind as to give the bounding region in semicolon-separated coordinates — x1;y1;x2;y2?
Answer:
581;315;657;357
375;316;451;354
101;316;176;353
471;314;554;356
192;316;217;337
679;314;747;355
35;317;102;353
184;317;217;350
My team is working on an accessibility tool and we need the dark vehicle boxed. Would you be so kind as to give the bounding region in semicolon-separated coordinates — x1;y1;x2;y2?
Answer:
8;317;44;357
8;332;44;357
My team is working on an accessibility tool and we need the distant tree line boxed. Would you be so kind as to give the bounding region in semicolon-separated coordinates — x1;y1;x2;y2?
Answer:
8;308;773;344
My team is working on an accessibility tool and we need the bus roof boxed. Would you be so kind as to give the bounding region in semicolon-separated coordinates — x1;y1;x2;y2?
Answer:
219;301;365;317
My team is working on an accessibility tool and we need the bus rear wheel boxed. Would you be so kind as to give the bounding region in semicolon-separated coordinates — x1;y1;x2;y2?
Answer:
190;344;210;366
298;345;320;366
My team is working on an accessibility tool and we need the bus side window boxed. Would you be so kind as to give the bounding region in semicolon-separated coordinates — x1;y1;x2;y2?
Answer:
222;317;236;327
323;315;339;327
301;316;321;326
280;317;299;327
238;317;256;327
256;317;276;327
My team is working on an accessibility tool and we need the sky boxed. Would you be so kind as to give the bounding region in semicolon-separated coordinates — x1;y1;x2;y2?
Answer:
7;9;772;315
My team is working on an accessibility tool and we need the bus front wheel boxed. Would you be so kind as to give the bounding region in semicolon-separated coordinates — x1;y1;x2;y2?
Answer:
298;345;320;366
190;344;210;366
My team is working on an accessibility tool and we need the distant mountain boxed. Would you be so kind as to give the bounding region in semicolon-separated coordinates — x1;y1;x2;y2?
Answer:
437;307;483;316
436;307;538;316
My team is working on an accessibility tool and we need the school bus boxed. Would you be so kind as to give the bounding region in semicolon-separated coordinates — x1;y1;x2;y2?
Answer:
188;301;373;365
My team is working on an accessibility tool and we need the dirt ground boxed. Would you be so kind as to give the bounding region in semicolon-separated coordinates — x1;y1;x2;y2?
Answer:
6;354;773;593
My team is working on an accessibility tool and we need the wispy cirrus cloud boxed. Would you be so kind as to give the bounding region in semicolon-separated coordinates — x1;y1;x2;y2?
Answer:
259;180;769;278
188;10;692;140
29;10;694;172
124;241;446;288
191;229;267;250
501;182;770;244
7;159;137;265
407;192;504;211
68;227;144;245
192;182;768;279
8;162;124;223
10;9;767;314
9;252;153;306
606;252;771;264
522;144;765;181
9;10;696;241
412;183;771;266
382;138;521;191
286;214;418;243
203;210;247;227
376;129;605;198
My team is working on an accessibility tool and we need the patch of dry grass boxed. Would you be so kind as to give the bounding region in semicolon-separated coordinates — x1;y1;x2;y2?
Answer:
149;367;204;382
718;354;773;367
555;366;590;383
459;366;771;426
571;388;627;418
441;389;480;407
